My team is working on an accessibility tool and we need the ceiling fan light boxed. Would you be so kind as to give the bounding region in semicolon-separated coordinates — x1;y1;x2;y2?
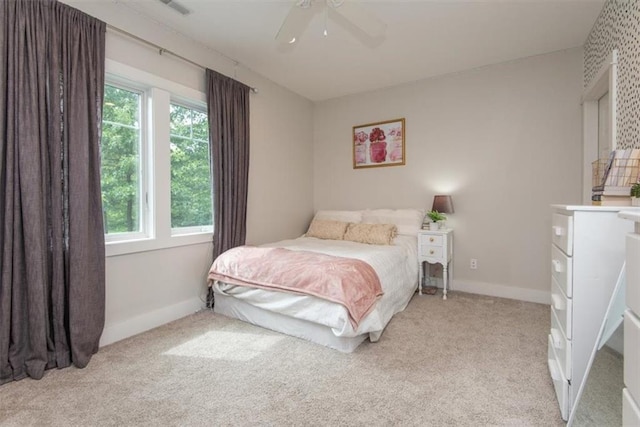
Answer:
275;1;315;44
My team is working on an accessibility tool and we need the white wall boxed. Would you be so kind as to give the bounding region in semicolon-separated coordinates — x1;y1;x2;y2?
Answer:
102;244;212;345
313;49;584;303
63;1;315;345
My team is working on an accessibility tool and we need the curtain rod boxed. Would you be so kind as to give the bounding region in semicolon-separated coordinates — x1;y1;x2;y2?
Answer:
106;25;258;94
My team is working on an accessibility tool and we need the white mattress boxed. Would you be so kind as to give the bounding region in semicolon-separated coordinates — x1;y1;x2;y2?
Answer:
212;235;418;342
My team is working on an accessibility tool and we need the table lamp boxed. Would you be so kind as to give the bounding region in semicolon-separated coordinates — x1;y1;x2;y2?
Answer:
431;195;454;229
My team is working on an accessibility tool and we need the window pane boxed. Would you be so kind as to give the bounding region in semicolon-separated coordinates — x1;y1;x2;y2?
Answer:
103;85;140;127
101;85;142;234
170;104;212;229
170;104;192;138
191;109;209;141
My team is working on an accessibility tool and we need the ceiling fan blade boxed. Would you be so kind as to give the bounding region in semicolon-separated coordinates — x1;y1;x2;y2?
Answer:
275;3;315;44
332;1;386;39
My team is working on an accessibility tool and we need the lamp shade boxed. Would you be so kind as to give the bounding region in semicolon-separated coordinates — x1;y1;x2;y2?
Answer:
432;195;454;214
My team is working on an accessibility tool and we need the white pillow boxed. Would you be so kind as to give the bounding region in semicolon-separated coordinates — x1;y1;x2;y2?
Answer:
313;210;363;224
362;208;425;235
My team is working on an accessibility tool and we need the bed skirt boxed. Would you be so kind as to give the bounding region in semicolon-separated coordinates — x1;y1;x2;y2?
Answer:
213;293;368;353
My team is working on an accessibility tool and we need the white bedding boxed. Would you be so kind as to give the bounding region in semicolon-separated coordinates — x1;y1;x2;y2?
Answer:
212;235;418;341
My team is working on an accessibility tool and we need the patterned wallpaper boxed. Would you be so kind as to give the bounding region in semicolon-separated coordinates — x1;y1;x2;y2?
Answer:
584;0;640;149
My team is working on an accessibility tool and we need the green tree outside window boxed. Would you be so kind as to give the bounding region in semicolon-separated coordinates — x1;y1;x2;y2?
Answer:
101;85;141;234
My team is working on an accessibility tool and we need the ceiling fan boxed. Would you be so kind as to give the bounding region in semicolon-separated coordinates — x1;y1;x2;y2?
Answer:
275;0;387;44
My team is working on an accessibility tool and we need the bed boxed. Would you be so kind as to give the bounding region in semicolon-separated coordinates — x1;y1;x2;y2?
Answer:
208;209;423;352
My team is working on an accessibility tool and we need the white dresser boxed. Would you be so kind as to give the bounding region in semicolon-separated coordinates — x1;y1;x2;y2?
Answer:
548;205;632;420
619;210;640;426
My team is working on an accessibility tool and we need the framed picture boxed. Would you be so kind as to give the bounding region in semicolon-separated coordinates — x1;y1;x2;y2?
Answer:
353;118;405;169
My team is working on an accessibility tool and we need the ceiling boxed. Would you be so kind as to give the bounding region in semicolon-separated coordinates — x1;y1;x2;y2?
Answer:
100;0;605;101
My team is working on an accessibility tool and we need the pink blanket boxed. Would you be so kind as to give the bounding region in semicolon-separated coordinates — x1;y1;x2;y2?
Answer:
208;246;383;328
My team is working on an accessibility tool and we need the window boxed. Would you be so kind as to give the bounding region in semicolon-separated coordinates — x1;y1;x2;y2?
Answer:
101;84;146;241
169;103;213;234
101;59;212;255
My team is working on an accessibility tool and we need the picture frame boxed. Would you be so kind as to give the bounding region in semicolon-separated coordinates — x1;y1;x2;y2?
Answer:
353;118;405;169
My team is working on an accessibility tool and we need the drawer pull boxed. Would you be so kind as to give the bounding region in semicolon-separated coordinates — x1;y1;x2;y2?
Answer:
429;250;435;255
548;357;560;381
551;294;565;311
553;226;564;237
429;237;434;242
550;328;563;349
552;260;563;273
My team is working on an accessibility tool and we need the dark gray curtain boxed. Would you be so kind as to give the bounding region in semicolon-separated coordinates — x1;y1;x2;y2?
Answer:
206;69;250;262
0;0;106;384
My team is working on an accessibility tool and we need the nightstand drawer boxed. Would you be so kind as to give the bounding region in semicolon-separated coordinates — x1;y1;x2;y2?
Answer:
421;234;443;247
420;246;443;259
551;245;573;298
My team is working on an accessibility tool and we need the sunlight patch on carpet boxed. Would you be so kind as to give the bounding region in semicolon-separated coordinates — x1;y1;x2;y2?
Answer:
163;331;284;361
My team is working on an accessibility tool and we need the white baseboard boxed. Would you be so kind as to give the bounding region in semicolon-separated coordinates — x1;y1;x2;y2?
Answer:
451;279;551;305
99;281;548;347
100;297;204;347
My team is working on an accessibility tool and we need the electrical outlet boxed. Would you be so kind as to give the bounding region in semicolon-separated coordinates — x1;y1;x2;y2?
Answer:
470;258;478;270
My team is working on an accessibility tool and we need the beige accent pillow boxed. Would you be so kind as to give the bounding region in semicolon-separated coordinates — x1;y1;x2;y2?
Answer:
306;219;349;240
344;223;398;245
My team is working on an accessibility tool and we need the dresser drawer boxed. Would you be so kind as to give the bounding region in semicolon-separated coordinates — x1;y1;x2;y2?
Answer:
548;335;569;421
552;213;573;256
627;234;640;315
550;307;572;380
551;277;572;340
625;310;640;404
623;388;640;427
551;245;573;298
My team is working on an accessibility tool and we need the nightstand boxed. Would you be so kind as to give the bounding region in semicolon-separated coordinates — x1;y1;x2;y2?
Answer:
418;228;453;300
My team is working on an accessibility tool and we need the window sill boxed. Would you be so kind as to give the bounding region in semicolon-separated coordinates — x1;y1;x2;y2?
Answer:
105;232;212;257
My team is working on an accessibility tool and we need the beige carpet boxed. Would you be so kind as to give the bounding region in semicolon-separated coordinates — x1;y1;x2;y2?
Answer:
0;292;564;426
572;345;623;426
